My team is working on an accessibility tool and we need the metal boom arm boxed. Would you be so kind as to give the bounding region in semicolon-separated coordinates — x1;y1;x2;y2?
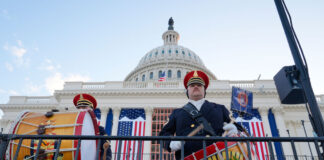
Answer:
273;0;324;138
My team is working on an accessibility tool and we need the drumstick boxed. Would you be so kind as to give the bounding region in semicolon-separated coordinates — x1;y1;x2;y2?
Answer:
221;112;257;159
222;111;251;137
187;124;204;137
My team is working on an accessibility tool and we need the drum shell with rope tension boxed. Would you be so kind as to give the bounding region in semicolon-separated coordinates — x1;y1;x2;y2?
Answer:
7;110;99;160
184;134;257;160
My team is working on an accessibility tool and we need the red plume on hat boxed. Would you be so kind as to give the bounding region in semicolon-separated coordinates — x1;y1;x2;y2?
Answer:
183;70;209;89
73;93;97;109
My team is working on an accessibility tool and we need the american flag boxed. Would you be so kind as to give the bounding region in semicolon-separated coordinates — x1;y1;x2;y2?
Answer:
115;109;146;160
158;71;166;82
234;111;269;160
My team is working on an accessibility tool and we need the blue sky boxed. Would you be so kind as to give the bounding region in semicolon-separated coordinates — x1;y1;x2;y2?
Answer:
0;0;323;108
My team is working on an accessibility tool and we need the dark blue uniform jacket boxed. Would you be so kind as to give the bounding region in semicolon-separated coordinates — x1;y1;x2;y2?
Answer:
159;100;231;160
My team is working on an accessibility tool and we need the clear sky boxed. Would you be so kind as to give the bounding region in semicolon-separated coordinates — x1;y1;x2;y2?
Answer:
0;0;323;108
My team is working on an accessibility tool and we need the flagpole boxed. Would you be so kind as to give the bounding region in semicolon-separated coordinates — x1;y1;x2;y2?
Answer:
158;57;168;82
165;57;169;81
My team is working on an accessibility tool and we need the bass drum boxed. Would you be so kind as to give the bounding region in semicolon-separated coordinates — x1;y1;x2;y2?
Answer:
7;110;99;160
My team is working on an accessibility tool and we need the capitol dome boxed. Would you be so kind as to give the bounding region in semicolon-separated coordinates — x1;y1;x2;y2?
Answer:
125;18;216;82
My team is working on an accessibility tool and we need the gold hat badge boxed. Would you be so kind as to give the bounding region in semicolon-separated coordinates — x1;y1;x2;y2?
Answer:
193;71;198;77
79;94;84;100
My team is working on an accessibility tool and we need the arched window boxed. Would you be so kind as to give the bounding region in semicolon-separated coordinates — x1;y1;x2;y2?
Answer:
150;72;153;79
135;78;138;82
162;50;165;54
142;74;145;81
159;70;163;78
177;70;181;78
169;49;171;53
168;70;172;78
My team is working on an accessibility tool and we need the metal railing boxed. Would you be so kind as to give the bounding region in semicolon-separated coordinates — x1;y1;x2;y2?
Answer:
0;134;323;160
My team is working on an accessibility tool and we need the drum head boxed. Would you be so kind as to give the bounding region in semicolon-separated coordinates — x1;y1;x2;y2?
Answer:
79;111;97;160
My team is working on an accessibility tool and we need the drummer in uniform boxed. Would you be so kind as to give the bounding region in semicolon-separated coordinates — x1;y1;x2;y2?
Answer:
73;93;112;160
159;70;239;160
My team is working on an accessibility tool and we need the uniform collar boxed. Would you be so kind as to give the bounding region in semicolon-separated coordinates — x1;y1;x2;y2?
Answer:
189;98;205;111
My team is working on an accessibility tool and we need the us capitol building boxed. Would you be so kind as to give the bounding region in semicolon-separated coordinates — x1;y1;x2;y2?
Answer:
1;18;324;159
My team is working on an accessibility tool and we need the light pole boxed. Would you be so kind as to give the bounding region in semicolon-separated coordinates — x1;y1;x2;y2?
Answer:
301;120;314;160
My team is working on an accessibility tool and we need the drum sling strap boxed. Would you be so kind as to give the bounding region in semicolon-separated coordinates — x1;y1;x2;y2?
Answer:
183;102;217;136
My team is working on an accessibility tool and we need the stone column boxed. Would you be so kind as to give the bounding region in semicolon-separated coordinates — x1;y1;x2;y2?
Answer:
111;107;121;136
0;119;5;132
272;107;293;156
143;107;153;160
110;106;121;154
1;115;15;134
288;120;307;156
294;120;315;157
0;119;10;133
285;120;294;137
100;107;108;127
258;106;271;137
303;120;316;157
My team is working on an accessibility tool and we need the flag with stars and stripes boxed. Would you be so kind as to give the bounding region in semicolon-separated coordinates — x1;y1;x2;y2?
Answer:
158;71;166;82
115;109;146;160
234;109;269;160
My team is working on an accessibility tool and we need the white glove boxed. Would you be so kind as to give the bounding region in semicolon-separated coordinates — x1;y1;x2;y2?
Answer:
169;141;182;151
223;123;238;137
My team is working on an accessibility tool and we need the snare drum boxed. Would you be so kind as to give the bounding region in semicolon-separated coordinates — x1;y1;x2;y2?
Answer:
7;110;99;160
184;140;257;160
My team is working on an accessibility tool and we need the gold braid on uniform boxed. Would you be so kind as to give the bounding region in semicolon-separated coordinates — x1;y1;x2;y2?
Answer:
187;77;205;86
77;99;93;108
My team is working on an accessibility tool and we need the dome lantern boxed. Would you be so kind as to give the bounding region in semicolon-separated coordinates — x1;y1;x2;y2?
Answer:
162;17;179;45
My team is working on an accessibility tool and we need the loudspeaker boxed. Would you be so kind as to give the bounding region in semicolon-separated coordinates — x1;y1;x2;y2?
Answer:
273;65;306;104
